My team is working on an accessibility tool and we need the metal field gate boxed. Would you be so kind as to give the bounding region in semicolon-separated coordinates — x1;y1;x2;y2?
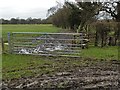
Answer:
8;32;88;57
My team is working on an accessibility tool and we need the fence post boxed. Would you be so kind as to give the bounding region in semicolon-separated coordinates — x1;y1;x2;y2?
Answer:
1;38;4;53
8;32;12;54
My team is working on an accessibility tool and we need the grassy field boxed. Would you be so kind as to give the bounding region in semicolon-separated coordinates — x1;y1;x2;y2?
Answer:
2;54;55;79
2;24;60;41
81;46;118;60
2;24;119;80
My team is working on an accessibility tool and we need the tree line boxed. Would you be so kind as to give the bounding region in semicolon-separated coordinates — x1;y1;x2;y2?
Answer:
47;1;119;47
0;17;52;24
48;2;101;31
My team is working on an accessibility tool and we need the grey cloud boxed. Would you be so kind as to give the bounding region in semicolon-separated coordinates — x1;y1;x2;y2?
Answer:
0;7;48;19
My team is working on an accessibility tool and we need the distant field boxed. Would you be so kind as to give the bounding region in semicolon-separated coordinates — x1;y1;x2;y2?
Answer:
2;24;60;41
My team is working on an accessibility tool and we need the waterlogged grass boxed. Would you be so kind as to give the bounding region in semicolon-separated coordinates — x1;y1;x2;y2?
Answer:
81;46;118;60
2;24;60;41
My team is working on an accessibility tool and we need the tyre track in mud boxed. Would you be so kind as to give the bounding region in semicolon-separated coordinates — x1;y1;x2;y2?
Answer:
2;59;120;90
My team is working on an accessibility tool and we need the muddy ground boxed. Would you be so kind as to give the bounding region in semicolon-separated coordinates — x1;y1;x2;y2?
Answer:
2;57;120;90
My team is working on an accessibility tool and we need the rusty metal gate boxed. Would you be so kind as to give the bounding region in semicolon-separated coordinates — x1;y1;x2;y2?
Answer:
8;32;88;57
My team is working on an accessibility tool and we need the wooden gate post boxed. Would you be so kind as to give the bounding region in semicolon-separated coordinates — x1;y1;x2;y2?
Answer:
1;38;4;53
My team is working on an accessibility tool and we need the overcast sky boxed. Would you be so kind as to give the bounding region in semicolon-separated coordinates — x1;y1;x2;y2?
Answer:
0;0;75;20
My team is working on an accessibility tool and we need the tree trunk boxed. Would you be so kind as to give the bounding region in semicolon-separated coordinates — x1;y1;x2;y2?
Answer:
114;37;117;46
108;37;112;46
95;30;98;46
101;36;104;47
104;32;107;46
101;30;104;47
114;30;118;46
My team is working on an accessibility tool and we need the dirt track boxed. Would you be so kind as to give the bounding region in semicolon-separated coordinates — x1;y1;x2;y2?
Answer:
2;58;120;90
